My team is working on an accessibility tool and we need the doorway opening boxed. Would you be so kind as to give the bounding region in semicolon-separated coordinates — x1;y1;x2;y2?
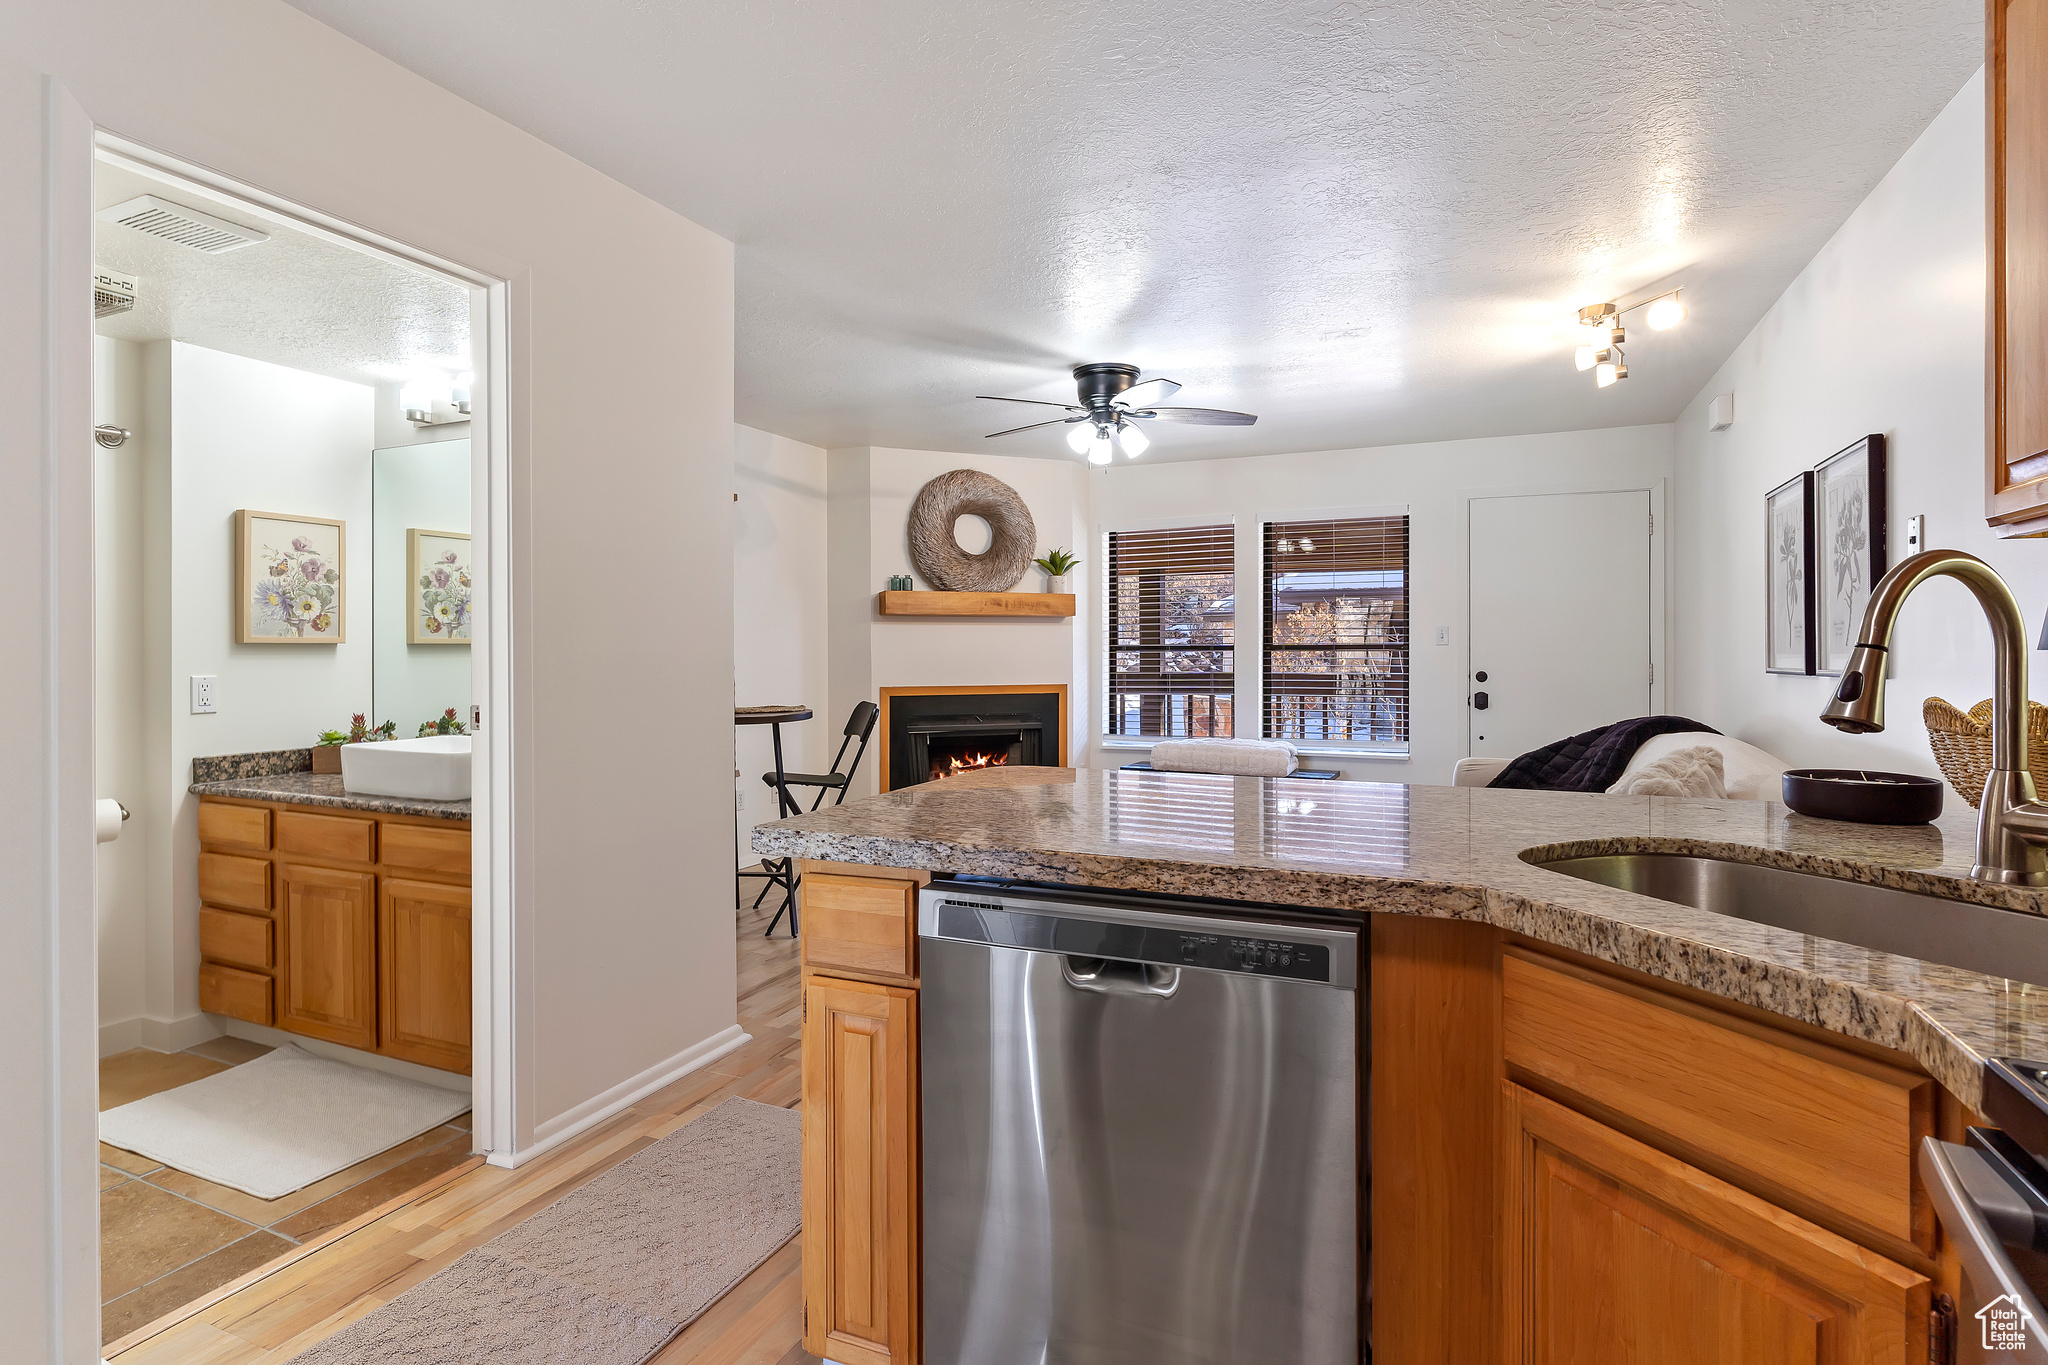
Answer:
88;140;503;1349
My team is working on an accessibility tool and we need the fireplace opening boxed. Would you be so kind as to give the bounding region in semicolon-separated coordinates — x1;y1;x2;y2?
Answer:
882;689;1065;791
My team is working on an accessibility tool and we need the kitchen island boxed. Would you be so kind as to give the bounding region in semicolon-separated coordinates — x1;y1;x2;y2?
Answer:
759;766;2039;1365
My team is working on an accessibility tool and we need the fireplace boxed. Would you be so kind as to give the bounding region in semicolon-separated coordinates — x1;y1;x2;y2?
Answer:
880;686;1067;791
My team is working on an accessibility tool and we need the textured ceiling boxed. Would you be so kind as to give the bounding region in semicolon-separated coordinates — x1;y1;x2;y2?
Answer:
281;0;1979;461
93;161;469;390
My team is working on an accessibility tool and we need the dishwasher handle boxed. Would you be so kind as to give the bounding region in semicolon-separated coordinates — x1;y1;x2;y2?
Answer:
1060;955;1181;999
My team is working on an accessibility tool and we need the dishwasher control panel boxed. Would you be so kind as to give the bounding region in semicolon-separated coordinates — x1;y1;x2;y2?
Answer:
1175;932;1331;982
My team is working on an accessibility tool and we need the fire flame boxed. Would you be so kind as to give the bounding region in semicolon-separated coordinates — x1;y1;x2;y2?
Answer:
933;749;1010;781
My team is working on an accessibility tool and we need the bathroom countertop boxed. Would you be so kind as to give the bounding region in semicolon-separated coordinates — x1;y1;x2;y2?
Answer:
191;771;471;822
755;765;2048;1111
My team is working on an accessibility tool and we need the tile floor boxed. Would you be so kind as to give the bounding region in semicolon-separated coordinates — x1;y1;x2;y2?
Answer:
98;1036;472;1344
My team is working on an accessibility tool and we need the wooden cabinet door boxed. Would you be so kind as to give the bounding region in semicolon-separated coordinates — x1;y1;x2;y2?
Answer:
1503;1082;1927;1365
380;878;472;1073
1990;0;2048;533
277;864;377;1050
802;975;918;1365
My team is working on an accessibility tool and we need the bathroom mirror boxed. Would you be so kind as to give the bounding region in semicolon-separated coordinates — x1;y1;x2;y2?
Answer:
372;439;473;734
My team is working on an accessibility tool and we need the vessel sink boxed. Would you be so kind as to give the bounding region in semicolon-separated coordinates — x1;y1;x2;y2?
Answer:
340;735;471;801
1531;853;2048;988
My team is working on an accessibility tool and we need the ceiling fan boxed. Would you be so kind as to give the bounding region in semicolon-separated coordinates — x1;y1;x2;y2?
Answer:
979;362;1257;464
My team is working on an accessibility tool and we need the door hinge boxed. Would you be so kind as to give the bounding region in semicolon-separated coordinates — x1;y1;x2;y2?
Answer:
1649;661;1655;685
1648;510;1655;535
1929;1292;1956;1365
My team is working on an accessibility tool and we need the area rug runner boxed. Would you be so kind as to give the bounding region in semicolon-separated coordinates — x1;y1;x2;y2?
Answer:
286;1096;802;1365
99;1043;470;1199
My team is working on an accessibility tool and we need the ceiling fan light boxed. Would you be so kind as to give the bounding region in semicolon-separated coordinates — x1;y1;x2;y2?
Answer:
1646;295;1687;330
1115;422;1150;457
1086;437;1114;466
1065;422;1095;454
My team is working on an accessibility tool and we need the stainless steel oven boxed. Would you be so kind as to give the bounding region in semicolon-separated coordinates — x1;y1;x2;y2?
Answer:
916;880;1360;1365
1923;1057;2048;1358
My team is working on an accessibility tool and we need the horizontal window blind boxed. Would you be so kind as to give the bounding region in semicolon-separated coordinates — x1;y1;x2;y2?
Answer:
1106;524;1235;739
1263;515;1409;746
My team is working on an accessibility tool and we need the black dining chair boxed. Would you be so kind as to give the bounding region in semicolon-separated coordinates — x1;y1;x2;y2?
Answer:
742;701;880;937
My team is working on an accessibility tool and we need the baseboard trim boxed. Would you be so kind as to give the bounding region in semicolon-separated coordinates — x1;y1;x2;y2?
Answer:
493;1024;751;1169
99;1011;222;1057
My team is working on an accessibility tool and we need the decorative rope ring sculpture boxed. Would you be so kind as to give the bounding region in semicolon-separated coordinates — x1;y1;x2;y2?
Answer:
906;469;1038;592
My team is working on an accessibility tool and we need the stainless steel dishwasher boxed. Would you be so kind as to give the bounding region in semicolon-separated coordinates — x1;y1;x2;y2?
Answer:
918;880;1360;1365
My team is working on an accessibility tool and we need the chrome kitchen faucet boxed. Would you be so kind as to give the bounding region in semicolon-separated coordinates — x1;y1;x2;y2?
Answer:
1819;549;2048;885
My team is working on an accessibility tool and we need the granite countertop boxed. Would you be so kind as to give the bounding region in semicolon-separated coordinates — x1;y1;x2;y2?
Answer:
753;765;2048;1110
190;771;472;822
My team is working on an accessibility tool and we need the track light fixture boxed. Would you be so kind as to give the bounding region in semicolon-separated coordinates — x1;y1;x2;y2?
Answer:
1569;289;1683;389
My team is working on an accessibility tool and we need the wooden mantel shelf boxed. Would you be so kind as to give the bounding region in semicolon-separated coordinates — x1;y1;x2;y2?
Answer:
877;590;1075;617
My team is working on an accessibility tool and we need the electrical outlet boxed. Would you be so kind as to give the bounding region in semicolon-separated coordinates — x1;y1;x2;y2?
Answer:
1436;626;1450;646
190;675;217;714
1906;514;1925;554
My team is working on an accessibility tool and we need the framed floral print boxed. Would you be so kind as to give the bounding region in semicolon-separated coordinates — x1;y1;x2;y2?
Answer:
1765;471;1815;675
237;510;344;643
408;529;472;644
1814;434;1888;675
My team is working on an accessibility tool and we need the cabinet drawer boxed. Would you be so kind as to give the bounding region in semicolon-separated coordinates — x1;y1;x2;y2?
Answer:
199;963;273;1026
801;873;917;982
276;808;376;863
197;852;270;911
198;801;270;853
1502;949;1934;1250
380;821;470;875
200;907;273;970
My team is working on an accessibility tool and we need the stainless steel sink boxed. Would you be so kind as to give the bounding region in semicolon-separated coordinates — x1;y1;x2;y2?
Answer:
1533;853;2048;988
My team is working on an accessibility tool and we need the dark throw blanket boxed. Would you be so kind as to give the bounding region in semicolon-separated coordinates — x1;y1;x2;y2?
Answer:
1486;716;1721;793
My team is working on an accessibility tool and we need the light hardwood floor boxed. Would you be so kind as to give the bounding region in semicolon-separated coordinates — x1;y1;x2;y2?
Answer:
107;896;814;1363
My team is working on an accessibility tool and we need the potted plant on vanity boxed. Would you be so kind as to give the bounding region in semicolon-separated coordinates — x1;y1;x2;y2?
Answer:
1034;547;1080;594
311;712;397;773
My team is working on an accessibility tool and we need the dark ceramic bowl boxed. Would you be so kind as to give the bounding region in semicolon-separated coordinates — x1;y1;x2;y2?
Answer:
1781;768;1944;824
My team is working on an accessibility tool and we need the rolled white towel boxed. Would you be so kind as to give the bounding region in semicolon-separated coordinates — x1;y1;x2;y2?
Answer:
1149;738;1299;777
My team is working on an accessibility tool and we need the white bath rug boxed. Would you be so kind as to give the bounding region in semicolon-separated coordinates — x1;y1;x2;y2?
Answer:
100;1043;470;1199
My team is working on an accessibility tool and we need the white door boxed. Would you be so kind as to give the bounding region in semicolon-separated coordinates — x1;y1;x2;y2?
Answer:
1468;490;1653;759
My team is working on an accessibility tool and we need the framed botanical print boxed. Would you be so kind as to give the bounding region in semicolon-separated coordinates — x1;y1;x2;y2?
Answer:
1765;471;1815;675
1814;434;1888;675
236;510;344;643
407;529;472;644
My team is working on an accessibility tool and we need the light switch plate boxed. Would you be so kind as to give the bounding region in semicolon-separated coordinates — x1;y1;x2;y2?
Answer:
1906;514;1924;554
190;675;217;714
1436;626;1450;646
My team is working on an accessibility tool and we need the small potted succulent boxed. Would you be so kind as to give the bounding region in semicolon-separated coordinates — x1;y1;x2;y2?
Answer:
1033;547;1080;593
418;707;469;737
314;713;396;772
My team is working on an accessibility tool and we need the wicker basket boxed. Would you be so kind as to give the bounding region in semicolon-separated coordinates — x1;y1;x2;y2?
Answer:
1922;696;2048;808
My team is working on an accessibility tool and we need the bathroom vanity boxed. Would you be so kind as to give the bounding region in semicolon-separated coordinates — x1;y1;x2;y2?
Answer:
190;751;472;1074
761;766;2048;1365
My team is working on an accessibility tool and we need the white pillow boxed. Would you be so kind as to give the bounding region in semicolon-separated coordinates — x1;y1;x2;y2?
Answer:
1606;731;1789;802
1609;745;1727;798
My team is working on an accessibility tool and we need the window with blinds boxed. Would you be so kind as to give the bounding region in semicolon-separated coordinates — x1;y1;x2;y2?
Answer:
1263;515;1409;748
1106;523;1235;739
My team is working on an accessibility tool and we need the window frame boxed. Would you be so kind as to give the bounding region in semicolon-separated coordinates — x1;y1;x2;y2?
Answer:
1101;519;1238;742
1259;512;1413;755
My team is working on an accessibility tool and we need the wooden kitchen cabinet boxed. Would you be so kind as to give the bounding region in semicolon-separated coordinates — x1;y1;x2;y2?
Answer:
1503;1082;1928;1364
196;795;471;1073
1987;0;2048;533
380;877;472;1072
277;863;379;1050
802;975;920;1365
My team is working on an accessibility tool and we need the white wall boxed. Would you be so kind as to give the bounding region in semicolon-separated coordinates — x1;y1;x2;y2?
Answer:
372;438;471;735
94;337;147;1049
1670;71;2013;784
734;425;829;863
827;446;1091;797
3;5;735;1349
1090;427;1676;784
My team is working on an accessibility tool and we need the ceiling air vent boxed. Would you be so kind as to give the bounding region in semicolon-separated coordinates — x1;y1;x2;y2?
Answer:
94;268;137;318
96;195;269;253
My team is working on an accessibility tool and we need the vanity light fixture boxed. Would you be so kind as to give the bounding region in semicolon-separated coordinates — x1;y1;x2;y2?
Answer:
403;372;474;427
1571;289;1684;389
